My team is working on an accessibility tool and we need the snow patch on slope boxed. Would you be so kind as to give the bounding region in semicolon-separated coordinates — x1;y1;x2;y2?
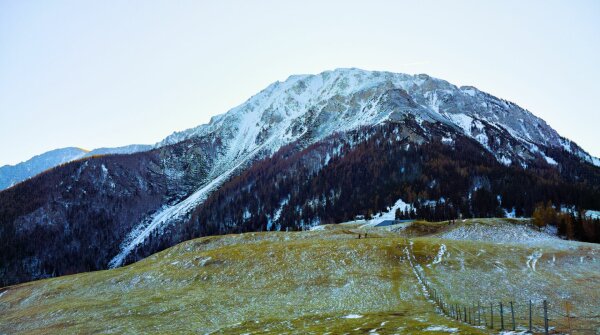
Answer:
362;198;411;227
429;244;447;267
539;151;558;165
109;171;231;268
586;210;600;219
447;113;473;134
109;140;273;268
424;325;458;333
436;220;560;245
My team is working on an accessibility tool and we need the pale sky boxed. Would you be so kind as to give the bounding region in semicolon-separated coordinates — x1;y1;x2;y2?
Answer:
1;0;599;165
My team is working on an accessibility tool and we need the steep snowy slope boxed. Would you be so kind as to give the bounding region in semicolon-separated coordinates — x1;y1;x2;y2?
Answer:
124;121;599;264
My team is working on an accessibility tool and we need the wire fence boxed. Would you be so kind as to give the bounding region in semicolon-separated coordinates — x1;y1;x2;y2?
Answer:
404;245;600;334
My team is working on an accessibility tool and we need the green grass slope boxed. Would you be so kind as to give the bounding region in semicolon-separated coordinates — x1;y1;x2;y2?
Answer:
0;219;598;334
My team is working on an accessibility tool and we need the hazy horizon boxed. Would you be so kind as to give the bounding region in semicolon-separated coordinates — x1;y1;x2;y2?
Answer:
1;0;599;165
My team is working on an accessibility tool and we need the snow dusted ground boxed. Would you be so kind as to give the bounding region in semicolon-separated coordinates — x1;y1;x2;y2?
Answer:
3;218;597;334
433;219;561;245
2;228;492;334
424;325;459;332
414;219;600;331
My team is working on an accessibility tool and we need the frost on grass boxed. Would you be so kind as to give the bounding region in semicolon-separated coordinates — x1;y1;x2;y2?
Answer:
424;325;459;332
3;219;596;334
429;244;447;267
525;250;542;272
415;223;600;326
435;219;559;245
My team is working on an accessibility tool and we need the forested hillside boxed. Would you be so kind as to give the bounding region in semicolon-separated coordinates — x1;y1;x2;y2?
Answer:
0;137;219;286
126;120;600;265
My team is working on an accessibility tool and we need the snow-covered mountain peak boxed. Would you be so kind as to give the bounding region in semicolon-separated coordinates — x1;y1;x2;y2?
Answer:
159;68;569;157
161;69;433;143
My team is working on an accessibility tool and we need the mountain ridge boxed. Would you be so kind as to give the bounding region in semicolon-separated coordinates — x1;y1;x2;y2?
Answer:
0;144;152;191
159;68;598;167
3;69;597;192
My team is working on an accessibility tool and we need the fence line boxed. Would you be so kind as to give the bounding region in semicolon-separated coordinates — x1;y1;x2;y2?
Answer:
403;243;600;334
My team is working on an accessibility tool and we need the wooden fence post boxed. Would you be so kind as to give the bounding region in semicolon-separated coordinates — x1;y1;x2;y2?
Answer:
470;306;473;325
510;301;515;331
490;302;494;329
478;302;481;326
566;301;572;333
543;300;549;335
529;300;532;333
467;307;471;324
500;302;504;330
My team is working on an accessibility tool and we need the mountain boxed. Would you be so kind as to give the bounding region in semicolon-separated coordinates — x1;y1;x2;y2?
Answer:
0;144;152;191
1;68;599;286
116;68;599;265
0;147;88;191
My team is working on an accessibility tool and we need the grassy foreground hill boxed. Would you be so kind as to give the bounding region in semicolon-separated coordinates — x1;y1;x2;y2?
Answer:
0;219;598;334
